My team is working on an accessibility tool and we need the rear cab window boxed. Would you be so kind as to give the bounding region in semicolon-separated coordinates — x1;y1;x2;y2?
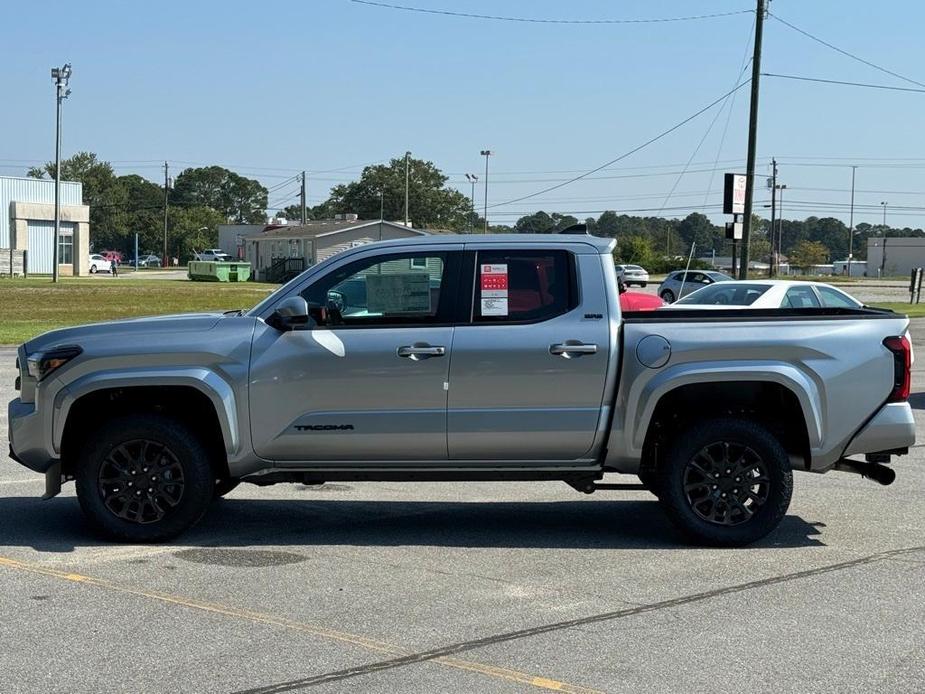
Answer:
472;249;577;323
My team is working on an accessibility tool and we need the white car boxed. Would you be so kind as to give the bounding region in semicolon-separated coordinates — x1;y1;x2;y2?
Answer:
664;280;863;310
195;249;232;262
615;264;649;287
88;254;112;274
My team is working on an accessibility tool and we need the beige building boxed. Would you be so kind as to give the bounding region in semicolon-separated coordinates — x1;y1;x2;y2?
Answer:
243;218;431;281
867;237;925;278
1;176;91;276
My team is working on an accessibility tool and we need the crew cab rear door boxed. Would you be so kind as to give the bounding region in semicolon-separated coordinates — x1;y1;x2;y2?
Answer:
446;244;613;462
249;245;462;461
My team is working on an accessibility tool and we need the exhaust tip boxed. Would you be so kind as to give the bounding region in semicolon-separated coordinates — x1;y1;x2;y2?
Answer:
834;459;896;486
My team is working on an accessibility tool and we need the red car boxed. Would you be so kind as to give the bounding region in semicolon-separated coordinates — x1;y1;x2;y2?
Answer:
619;288;665;312
100;250;123;264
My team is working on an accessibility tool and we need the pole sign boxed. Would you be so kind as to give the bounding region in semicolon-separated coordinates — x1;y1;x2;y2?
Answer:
723;173;748;215
725;221;743;240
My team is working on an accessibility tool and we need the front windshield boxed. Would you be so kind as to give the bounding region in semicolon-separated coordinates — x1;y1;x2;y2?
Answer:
676;283;770;306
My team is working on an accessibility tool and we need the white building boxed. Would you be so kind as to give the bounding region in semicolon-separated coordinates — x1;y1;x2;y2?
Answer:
1;176;91;275
867;237;925;277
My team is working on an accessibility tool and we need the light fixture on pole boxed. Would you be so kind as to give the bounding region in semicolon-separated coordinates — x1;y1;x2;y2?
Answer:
480;150;493;233
50;63;72;283
464;173;478;232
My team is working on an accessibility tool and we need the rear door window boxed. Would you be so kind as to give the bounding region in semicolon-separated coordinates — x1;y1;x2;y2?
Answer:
783;286;822;308
817;286;858;308
473;250;576;323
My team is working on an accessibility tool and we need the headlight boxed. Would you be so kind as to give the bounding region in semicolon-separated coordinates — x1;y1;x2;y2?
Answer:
26;345;83;381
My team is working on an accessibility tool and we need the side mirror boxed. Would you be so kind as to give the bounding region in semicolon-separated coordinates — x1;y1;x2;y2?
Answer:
269;296;313;331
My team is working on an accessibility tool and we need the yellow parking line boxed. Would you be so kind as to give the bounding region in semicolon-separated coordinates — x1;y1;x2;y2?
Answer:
0;555;602;694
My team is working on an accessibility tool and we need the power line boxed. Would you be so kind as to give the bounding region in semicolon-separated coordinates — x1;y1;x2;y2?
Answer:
350;0;753;25
762;72;925;94
488;79;752;209
769;13;925;89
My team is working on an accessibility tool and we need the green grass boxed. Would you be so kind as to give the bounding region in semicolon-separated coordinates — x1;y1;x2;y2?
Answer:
867;302;925;318
0;277;277;345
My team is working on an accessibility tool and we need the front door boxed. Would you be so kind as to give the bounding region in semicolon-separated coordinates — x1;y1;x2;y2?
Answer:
447;247;612;462
249;247;461;462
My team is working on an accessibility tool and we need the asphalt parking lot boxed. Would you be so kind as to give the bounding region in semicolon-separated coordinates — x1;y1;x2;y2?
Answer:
1;319;923;693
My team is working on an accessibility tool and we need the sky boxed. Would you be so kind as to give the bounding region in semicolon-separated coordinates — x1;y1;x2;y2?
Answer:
4;0;925;229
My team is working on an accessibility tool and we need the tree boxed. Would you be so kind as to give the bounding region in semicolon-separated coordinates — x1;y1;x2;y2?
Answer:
595;210;620;237
513;211;579;233
677;213;718;252
168;206;227;262
788;240;828;271
28;151;128;251
320;156;471;229
171;166;268;223
615;234;655;266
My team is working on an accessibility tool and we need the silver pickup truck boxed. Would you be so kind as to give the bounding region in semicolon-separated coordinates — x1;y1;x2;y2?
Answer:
7;234;916;546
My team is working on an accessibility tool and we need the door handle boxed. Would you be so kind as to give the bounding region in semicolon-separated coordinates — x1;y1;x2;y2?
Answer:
397;343;446;360
550;342;598;358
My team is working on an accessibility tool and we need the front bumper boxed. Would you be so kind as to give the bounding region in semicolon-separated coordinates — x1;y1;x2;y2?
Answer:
7;398;57;473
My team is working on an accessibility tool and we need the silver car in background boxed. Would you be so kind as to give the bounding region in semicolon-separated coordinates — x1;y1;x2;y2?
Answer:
615;264;649;287
658;269;733;303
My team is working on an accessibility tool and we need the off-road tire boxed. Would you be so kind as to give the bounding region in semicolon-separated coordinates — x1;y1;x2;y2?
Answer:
656;418;792;547
75;414;214;542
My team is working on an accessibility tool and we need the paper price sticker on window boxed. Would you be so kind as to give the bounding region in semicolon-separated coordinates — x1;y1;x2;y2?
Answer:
480;263;508;315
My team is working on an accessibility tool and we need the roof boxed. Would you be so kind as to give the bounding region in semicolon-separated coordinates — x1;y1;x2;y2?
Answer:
346;233;616;252
251;219;428;239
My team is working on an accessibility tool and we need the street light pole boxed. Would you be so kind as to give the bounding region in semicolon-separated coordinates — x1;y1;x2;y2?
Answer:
768;158;777;277
465;173;478;232
50;63;72;283
847;166;856;277
379;190;384;240
404;151;411;226
480;150;492;233
777;185;787;274
881;201;888;229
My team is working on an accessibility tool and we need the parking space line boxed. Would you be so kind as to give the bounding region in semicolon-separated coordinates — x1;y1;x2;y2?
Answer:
0;555;602;694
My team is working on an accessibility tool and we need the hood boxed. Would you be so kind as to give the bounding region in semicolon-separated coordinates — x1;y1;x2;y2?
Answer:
24;313;226;353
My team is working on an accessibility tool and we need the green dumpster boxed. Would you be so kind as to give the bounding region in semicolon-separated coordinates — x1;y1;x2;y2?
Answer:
188;261;252;282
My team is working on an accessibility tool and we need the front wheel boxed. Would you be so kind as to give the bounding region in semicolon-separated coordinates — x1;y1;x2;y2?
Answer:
75;414;214;542
656;419;792;547
660;289;675;303
90;265;97;274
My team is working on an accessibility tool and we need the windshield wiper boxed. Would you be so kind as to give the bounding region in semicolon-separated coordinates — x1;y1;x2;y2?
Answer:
223;309;245;316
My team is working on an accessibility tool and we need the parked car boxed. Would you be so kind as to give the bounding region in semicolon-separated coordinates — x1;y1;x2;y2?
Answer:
87;254;112;274
136;254;161;267
666;280;863;310
658;270;733;303
615;264;650;287
100;250;123;264
8;234;914;547
619;280;665;311
195;249;232;262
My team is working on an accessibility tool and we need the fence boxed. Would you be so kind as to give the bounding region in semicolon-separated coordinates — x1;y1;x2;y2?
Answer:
0;249;26;277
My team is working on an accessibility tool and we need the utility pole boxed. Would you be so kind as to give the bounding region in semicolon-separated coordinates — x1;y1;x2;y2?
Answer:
379;190;384;240
480;150;493;233
50;63;72;283
163;161;169;267
465;173;478;232
738;0;766;279
768;158;777;277
404;151;411;226
881;201;888;229
847;166;856;277
300;171;307;224
777;184;786;273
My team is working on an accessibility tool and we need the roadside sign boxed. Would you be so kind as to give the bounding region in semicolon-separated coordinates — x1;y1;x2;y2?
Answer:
725;221;743;240
723;173;748;215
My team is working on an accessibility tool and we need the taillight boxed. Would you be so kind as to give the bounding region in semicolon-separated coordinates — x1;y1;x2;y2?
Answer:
883;335;912;402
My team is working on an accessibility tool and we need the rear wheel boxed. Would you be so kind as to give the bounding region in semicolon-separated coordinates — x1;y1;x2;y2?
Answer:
660;289;675;303
75;414;214;542
656;419;792;546
90;265;97;274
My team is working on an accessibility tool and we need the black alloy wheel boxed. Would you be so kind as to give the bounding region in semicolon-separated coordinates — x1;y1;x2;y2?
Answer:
682;441;769;526
98;440;185;524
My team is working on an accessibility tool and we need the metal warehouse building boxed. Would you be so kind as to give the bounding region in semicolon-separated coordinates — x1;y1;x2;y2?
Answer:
1;176;90;275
